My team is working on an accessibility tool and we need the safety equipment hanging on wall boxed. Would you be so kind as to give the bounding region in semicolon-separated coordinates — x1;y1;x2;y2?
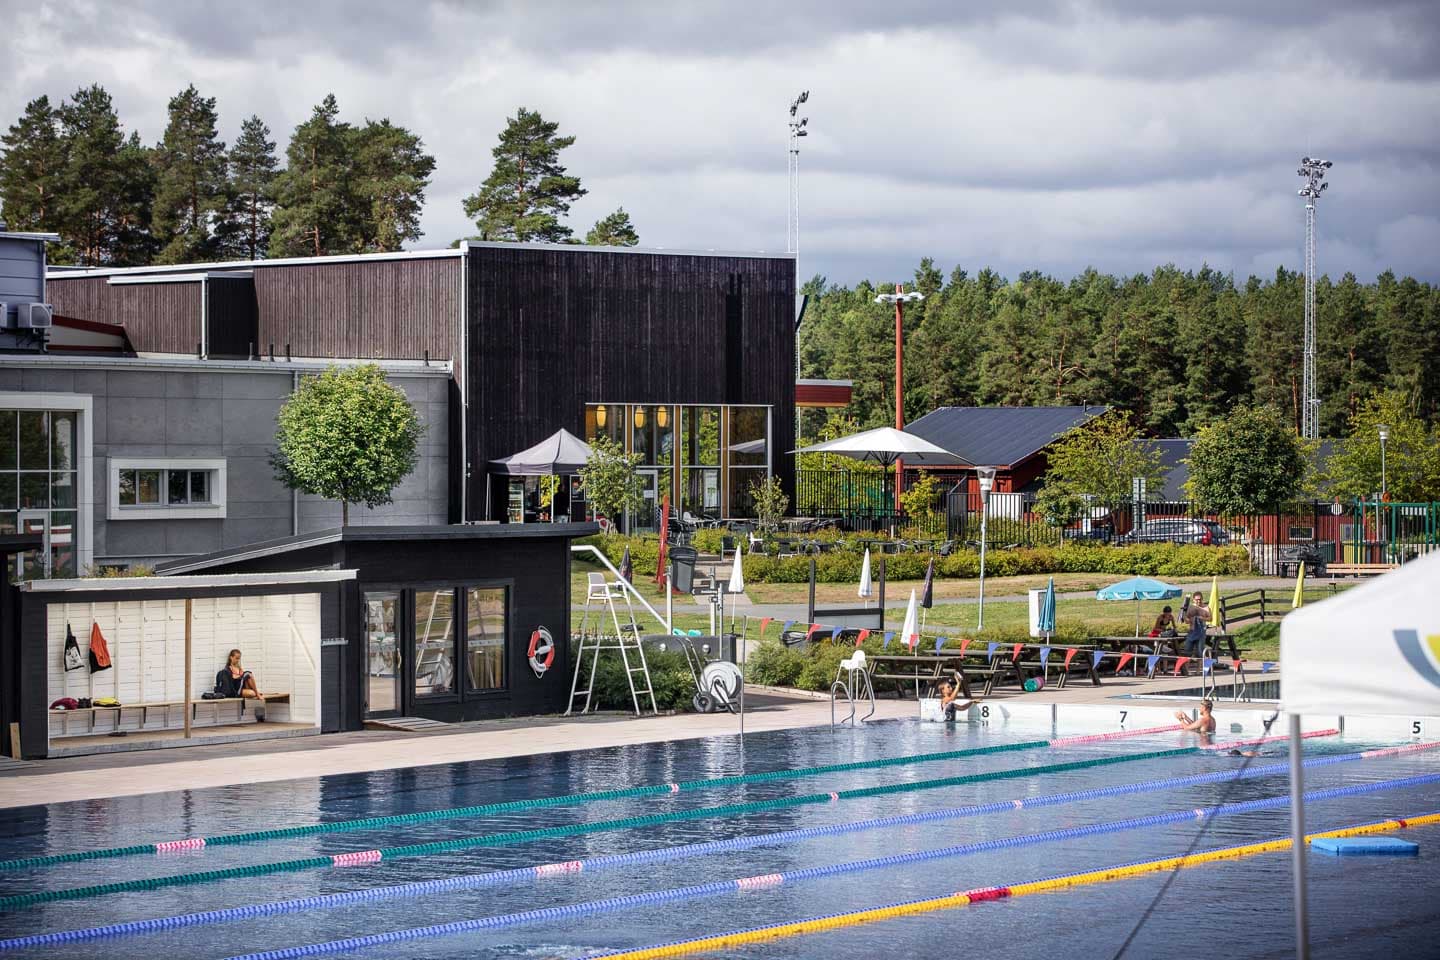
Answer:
88;622;112;672
63;624;84;672
528;627;555;677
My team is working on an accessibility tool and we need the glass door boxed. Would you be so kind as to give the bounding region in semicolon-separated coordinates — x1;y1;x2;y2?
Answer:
630;469;661;534
363;591;401;717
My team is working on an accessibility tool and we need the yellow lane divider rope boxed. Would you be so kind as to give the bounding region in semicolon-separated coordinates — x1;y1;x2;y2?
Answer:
591;811;1440;959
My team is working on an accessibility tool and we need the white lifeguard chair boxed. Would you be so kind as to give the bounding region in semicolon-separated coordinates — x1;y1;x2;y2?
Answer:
830;648;876;725
567;573;657;717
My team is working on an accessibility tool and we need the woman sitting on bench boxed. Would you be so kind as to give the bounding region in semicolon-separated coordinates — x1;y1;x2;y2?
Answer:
215;649;265;720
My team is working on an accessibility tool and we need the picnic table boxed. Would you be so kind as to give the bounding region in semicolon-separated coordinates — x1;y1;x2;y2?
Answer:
867;643;1101;698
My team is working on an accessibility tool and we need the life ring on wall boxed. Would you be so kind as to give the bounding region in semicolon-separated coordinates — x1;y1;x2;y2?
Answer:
528;627;555;677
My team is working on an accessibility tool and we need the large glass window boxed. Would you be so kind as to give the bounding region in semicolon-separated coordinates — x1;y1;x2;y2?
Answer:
365;591;400;716
1;409;79;578
414;589;456;697
584;404;625;448
465;587;506;692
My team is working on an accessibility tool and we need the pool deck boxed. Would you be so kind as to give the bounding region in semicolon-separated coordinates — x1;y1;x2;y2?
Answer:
0;668;1270;810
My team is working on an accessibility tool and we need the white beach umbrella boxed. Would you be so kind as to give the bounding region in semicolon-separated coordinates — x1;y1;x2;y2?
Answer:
728;546;745;595
792;426;964;466
858;547;873;601
900;588;919;649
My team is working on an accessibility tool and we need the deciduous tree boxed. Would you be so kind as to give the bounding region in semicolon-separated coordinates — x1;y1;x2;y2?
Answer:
1322;390;1440;503
271;364;422;525
1186;405;1307;514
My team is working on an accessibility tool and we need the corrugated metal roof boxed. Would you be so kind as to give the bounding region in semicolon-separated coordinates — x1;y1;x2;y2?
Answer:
903;405;1108;468
1151;438;1338;501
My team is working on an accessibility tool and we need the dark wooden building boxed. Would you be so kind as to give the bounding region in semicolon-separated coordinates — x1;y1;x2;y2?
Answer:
157;523;595;727
46;243;796;525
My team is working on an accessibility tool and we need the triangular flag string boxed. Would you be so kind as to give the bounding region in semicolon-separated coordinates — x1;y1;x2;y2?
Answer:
1173;656;1190;676
856;628;870;648
759;617;772;637
1063;648;1078;668
1116;652;1134;673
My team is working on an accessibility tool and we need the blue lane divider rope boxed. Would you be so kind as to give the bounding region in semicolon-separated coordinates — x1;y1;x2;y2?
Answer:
0;739;1057;872
209;772;1440;960
0;743;1406;951
0;747;1200;912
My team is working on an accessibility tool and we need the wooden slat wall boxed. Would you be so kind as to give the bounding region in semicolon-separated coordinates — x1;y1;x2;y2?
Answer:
465;247;796;514
47;276;203;354
205;277;259;358
252;257;460;360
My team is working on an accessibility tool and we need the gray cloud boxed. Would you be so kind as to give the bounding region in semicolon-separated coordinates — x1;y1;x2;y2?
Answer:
1;0;1437;285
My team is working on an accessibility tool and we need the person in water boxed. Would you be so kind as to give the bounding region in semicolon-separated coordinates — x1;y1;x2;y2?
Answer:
1175;699;1216;735
938;679;975;721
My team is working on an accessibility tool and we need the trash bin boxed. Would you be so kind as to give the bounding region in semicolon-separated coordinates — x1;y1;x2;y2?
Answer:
669;546;698;594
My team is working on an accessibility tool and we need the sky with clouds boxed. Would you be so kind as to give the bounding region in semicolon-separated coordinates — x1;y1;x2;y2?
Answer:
3;0;1438;284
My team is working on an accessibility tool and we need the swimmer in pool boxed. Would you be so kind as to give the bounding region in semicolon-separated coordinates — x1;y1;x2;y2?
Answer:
939;679;975;722
1175;699;1216;736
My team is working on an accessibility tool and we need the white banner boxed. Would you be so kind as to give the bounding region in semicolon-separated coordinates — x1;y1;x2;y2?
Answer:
1280;551;1440;718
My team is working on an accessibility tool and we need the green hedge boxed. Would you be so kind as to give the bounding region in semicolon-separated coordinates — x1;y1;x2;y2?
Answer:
580;535;1251;583
588;647;696;711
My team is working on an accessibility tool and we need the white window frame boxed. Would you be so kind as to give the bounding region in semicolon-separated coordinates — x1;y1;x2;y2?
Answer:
0;392;94;575
107;458;227;520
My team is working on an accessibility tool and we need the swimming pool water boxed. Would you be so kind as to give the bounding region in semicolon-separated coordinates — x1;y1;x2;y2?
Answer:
1;717;1437;960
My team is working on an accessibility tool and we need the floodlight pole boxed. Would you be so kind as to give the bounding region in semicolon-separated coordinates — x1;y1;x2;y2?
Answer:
1379;424;1389;561
977;467;996;631
1297;158;1333;441
789;92;809;447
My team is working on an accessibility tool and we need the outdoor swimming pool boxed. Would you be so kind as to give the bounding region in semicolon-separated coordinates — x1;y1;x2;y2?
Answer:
1;711;1437;960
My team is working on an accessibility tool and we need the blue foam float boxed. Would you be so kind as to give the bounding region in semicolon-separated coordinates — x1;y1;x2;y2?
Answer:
1312;836;1418;857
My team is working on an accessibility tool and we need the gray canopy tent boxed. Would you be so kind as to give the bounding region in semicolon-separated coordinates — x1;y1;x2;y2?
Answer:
486;428;593;522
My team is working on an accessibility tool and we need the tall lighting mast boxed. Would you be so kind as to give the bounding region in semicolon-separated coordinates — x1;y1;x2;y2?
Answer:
1297;157;1332;441
789;91;809;445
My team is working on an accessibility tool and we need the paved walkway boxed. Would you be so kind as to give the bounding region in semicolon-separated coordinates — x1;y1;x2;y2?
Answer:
0;670;1254;809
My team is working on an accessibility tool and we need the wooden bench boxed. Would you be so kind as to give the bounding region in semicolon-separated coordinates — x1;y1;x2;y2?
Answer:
1326;562;1397;578
49;693;291;736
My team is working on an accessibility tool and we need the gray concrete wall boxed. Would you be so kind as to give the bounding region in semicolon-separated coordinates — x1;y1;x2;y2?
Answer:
0;362;450;568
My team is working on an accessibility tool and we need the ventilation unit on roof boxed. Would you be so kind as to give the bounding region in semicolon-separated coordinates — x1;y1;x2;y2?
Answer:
18;302;52;329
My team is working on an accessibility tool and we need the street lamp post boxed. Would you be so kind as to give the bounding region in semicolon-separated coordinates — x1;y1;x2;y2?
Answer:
874;286;925;517
976;466;996;631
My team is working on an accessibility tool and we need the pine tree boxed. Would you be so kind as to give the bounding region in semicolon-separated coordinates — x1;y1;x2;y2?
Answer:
55;84;155;265
0;96;65;233
270;94;356;257
1316;272;1385;435
462;107;585;242
584;207;638;246
351;118;434;252
151;85;228;264
215;115;278;261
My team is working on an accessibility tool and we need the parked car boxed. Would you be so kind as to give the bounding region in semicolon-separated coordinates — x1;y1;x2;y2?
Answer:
1120;518;1231;546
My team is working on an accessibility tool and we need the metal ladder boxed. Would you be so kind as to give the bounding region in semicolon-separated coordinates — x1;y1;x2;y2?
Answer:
579;575;641;639
830;660;876;726
566;629;659;717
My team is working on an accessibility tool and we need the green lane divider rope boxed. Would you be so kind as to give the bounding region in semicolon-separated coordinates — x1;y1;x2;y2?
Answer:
0;739;1053;872
0;747;1197;911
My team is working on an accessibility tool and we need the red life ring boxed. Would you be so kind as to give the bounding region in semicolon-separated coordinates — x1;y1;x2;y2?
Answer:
528;627;555;676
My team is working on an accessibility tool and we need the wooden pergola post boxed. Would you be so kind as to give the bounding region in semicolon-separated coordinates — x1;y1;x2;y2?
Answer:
183;598;193;739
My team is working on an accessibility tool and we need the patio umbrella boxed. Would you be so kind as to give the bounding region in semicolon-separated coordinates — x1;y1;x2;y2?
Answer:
1096;576;1182;636
900;589;919;649
792;426;963;466
727;547;745;633
858;547;873;603
1038;576;1057;639
619;546;633;582
1209;575;1222;628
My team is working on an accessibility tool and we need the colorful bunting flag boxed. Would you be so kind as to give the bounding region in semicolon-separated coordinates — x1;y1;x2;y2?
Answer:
1011;642;1023;662
759;617;772;637
960;638;972;656
1116;652;1134;673
1064;648;1078;668
1231;658;1241;672
831;626;843;643
935;636;946;653
1093;650;1105;669
856;628;870;648
805;624;820;643
883;631;895;649
987;642;999;662
1146;654;1160;674
1173;656;1190;676
1202;657;1215;674
781;620;795;636
1262;661;1274;674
